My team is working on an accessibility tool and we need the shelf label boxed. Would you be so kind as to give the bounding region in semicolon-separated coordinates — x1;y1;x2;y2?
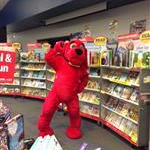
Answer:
94;36;107;46
0;50;16;83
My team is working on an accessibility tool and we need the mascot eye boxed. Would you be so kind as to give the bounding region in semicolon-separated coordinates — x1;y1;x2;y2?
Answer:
70;43;77;49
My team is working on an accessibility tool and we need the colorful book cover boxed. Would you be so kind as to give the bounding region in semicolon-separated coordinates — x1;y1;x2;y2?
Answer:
124;121;133;135
130;89;139;102
127;106;138;122
0;126;9;150
112;71;122;80
106;83;117;93
129;124;138;143
5;114;24;150
113;85;124;96
119;72;129;82
119;118;127;132
115;102;124;113
126;72;139;83
120;103;130;116
121;87;133;99
113;116;122;128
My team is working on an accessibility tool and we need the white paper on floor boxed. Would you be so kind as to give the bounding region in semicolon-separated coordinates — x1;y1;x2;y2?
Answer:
30;135;63;150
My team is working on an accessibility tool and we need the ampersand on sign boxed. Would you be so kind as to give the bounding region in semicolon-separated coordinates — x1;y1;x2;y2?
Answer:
5;54;12;62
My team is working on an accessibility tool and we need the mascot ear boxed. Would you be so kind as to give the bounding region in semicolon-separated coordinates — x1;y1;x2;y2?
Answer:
54;41;65;54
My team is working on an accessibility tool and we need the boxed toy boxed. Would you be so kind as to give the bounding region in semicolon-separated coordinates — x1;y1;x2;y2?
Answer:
30;135;63;150
115;33;140;67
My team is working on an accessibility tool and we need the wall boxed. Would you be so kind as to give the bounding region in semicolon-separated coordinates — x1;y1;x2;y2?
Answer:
7;1;150;51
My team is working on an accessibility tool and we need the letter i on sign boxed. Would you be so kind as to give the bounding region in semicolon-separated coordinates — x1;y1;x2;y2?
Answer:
0;53;3;62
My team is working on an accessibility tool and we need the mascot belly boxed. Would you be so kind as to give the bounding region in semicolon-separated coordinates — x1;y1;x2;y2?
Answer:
38;40;88;139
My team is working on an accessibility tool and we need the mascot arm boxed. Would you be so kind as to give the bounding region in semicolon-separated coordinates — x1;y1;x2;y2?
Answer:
45;41;64;71
78;70;89;93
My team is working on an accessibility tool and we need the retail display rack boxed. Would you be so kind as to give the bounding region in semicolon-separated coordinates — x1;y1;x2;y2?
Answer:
100;65;150;146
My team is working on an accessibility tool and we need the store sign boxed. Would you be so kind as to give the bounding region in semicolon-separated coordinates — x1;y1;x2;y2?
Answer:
140;30;150;43
0;50;16;83
94;36;107;46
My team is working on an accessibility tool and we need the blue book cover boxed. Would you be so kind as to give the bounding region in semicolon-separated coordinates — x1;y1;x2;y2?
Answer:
5;114;24;150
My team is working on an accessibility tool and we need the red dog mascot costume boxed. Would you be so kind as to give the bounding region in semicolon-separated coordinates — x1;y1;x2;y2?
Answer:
38;39;88;139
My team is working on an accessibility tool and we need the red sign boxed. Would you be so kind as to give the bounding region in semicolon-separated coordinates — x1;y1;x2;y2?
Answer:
0;50;16;83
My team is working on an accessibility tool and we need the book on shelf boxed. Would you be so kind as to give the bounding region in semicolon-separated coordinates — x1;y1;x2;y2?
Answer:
106;70;114;78
120;103;130;116
106;83;117;93
119;118;128;132
130;89;139;102
107;113;116;124
89;68;100;76
115;102;124;113
105;111;111;121
119;72;129;82
105;98;118;110
113;85;124;97
113;116;122;128
126;72;139;84
129;124;138;143
126;106;138;122
123;120;133;135
111;70;122;80
121;87;133;99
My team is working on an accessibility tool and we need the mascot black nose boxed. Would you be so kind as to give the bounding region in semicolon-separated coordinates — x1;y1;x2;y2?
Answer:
75;49;83;55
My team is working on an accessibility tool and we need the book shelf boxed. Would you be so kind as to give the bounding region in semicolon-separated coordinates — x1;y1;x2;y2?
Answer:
20;60;47;99
100;65;150;146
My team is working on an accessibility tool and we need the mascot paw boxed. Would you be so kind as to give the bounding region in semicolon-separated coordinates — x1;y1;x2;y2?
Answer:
66;127;82;139
39;128;54;138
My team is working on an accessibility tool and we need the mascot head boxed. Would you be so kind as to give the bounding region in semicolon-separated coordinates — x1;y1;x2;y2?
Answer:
64;40;87;67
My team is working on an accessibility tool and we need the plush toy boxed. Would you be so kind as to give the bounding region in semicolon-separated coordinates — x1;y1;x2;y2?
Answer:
38;39;88;139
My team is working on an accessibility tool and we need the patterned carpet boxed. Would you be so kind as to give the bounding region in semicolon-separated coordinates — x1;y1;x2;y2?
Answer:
1;96;147;150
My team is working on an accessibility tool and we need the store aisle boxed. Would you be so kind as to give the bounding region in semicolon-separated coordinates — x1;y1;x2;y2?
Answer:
1;96;146;150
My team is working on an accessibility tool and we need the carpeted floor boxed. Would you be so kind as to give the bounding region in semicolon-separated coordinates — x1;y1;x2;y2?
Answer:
1;96;147;150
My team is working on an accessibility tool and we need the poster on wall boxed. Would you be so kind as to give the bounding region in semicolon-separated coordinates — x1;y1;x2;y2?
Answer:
130;20;146;34
0;44;16;83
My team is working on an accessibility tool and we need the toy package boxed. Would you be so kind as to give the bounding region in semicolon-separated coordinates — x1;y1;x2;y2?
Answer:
5;114;24;150
30;135;63;150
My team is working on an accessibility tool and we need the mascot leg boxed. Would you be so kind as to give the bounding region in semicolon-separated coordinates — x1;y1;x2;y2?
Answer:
38;90;60;137
66;96;82;139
